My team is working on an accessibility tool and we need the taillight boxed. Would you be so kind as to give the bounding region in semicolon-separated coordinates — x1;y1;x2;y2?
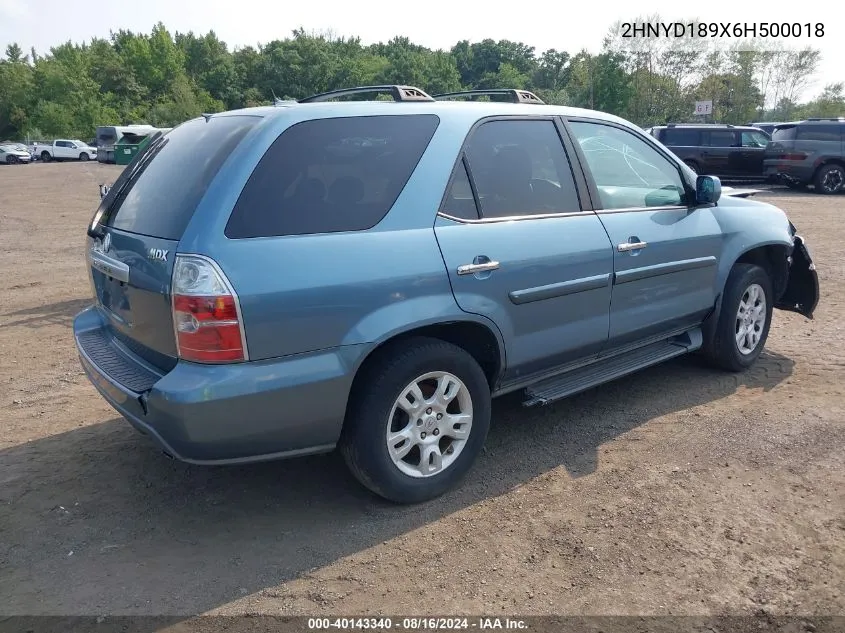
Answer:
171;255;247;363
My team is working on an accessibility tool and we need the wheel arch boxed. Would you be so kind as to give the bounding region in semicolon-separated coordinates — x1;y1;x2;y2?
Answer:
815;156;845;171
349;317;507;399
704;241;791;346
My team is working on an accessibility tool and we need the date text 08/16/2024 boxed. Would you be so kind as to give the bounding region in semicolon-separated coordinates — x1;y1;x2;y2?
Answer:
620;21;824;38
307;617;528;630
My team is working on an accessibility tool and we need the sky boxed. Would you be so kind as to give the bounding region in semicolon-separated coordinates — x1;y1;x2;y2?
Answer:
0;0;840;102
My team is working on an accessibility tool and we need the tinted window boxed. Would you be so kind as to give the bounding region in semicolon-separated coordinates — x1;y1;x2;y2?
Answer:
441;159;479;220
105;115;258;240
772;125;797;141
569;121;686;210
706;131;736;147
741;131;770;148
661;128;701;146
98;128;118;145
796;124;843;141
463;120;580;218
226;115;439;238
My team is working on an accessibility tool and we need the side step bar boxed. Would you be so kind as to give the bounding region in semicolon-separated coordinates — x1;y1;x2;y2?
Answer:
523;328;702;407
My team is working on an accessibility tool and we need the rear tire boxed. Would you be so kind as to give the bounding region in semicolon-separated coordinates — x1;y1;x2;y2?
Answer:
340;337;491;504
813;164;845;194
701;264;773;372
40;151;51;162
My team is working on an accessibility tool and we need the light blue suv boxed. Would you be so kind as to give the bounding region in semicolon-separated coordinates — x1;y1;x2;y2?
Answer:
75;86;819;504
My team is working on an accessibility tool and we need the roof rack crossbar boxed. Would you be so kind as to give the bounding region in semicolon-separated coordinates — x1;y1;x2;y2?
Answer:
432;89;545;105
298;85;434;103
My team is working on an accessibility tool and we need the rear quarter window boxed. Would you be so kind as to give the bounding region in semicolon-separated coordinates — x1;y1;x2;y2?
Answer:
796;124;843;142
104;115;259;240
661;128;702;146
225;114;440;239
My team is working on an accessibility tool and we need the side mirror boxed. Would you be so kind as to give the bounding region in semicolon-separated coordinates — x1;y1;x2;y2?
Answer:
696;175;722;205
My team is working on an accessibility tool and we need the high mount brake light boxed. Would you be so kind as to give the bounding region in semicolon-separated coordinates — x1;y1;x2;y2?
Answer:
171;255;248;363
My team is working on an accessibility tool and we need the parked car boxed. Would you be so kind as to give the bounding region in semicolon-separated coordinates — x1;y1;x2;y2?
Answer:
38;139;98;162
75;85;820;504
0;143;32;164
644;123;771;180
763;118;845;194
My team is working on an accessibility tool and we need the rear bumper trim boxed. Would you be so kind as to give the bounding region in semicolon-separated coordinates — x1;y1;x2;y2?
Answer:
74;305;363;464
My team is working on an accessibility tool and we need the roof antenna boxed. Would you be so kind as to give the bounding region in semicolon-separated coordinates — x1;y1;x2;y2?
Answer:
271;89;284;106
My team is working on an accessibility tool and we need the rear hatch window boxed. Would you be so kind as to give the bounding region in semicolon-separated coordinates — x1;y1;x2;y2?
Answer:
771;125;798;142
96;115;259;239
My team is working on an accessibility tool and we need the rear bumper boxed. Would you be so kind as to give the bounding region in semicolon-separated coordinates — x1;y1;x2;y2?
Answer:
763;161;815;184
73;306;366;464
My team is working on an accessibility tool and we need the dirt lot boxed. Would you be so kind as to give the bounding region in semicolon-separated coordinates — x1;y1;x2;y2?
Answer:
0;162;843;619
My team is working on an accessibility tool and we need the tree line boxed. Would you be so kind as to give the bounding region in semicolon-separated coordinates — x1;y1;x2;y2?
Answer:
1;17;843;141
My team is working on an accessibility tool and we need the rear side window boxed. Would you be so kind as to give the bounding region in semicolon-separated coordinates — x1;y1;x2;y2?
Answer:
463;120;581;218
225;114;440;238
441;159;480;220
661;128;701;146
705;130;737;147
105;115;258;240
796;124;843;141
772;125;798;141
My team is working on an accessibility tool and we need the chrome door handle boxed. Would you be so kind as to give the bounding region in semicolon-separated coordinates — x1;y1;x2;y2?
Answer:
617;241;648;252
457;261;500;275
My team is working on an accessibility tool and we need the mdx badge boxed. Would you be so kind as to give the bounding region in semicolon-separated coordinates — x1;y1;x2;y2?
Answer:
148;248;169;263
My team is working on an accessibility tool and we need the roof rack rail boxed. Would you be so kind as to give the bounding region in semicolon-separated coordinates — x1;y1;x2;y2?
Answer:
666;123;734;128
432;89;545;105
298;85;434;103
806;117;845;121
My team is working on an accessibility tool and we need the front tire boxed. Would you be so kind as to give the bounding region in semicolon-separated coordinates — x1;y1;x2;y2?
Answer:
79;152;90;161
7;155;18;165
813;164;845;195
340;337;491;504
702;264;773;372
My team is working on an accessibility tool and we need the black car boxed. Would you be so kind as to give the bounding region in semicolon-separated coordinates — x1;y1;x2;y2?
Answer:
764;118;845;194
645;124;771;180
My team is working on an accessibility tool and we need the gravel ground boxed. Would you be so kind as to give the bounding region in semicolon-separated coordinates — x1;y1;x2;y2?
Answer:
0;162;842;620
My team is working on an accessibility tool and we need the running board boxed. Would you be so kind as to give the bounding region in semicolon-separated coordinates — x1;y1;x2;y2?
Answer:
523;329;702;407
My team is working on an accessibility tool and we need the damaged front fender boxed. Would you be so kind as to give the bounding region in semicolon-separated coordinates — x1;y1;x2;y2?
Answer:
775;224;819;319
